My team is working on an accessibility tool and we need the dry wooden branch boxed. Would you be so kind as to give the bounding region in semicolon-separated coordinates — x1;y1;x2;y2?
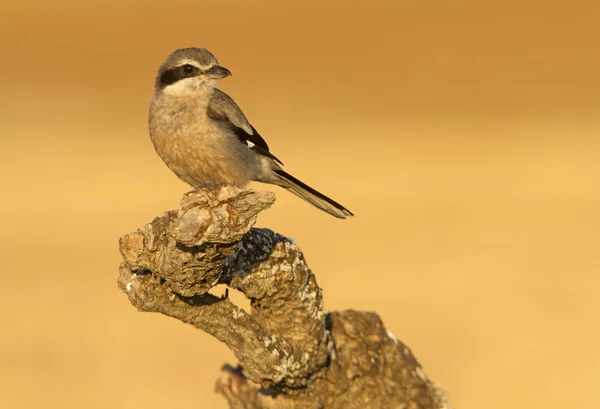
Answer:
118;186;451;409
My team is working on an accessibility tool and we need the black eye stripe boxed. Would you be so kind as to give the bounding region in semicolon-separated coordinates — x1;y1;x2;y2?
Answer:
159;64;200;86
159;69;181;85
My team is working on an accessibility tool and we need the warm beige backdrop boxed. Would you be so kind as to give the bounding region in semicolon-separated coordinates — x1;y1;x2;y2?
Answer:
1;1;599;408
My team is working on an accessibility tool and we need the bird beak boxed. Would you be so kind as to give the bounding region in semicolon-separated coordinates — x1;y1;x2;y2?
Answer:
206;65;232;79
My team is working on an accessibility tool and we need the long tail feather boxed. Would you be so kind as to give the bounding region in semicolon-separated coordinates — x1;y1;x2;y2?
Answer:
272;169;353;219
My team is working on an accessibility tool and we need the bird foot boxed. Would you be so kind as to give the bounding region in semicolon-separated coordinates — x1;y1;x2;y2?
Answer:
184;187;211;198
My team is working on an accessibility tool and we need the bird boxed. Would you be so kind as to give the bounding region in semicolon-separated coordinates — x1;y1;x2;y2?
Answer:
148;47;353;219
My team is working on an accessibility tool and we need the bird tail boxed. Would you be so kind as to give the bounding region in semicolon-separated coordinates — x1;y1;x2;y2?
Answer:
271;169;353;219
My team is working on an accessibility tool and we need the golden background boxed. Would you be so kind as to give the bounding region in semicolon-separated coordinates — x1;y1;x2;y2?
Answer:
1;1;599;408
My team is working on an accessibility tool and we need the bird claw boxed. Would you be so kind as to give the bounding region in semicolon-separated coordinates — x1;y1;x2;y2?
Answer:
228;206;240;224
184;187;211;198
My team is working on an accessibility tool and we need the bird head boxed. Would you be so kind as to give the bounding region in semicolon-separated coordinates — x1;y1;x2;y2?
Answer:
155;47;231;94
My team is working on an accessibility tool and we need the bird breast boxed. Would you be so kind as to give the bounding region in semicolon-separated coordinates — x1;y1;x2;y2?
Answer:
148;94;260;188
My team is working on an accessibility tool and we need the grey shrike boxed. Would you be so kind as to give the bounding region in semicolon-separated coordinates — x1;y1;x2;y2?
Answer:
149;47;353;219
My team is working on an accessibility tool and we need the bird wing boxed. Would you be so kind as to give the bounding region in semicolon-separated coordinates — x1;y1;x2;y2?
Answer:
207;89;283;165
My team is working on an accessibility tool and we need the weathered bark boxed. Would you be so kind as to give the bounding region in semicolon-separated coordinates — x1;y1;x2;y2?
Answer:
118;186;452;409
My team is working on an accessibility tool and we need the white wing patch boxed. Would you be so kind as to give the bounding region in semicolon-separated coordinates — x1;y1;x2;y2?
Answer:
246;140;256;148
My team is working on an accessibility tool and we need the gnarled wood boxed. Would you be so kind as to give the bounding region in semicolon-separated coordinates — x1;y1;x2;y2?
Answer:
118;186;451;409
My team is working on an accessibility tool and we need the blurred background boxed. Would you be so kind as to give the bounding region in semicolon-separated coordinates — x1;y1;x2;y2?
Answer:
1;0;599;408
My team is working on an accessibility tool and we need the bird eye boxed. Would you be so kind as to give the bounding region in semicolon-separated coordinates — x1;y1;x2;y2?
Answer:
182;64;195;74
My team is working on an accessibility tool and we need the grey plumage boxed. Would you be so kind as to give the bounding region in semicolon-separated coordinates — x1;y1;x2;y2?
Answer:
148;47;353;219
